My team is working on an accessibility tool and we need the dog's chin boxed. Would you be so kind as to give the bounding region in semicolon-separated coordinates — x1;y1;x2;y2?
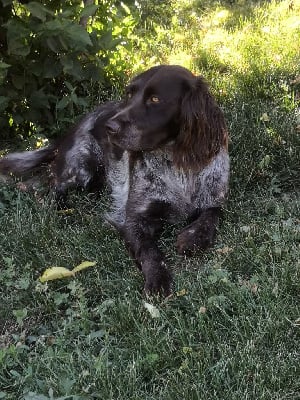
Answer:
108;138;141;152
108;137;154;153
108;130;176;153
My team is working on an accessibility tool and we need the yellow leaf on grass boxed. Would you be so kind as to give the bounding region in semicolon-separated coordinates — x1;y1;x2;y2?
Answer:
72;261;97;273
57;208;74;215
176;288;188;297
39;267;74;282
39;261;97;283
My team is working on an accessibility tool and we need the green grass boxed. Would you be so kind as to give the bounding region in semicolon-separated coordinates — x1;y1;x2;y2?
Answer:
0;1;300;399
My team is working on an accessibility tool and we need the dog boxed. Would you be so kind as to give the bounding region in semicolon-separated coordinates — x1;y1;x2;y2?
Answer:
0;65;229;294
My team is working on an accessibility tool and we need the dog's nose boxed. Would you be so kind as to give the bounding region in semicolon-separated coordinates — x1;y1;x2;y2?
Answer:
106;119;121;136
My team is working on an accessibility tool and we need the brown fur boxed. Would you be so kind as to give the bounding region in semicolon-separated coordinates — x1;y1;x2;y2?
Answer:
174;77;228;171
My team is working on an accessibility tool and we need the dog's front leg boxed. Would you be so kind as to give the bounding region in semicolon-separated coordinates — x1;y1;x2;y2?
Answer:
122;217;172;295
176;207;221;255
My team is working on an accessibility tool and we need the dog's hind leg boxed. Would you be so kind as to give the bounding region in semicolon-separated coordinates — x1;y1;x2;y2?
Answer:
52;132;105;208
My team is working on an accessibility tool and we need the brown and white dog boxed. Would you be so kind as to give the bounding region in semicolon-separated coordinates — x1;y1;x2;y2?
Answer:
0;65;229;294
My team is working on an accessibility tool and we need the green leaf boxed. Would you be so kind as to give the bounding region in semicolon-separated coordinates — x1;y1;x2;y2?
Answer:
80;4;99;18
43;19;63;33
13;308;28;325
25;2;53;22
43;59;62;78
46;37;60;53
66;25;92;49
70;92;78;104
56;96;70;110
60;56;73;73
0;96;9;112
53;292;69;306
25;108;41;123
0;62;10;69
12;112;24;124
64;81;74;92
58;35;69;51
29;90;49;109
5;20;31;56
11;75;25;90
60;57;83;79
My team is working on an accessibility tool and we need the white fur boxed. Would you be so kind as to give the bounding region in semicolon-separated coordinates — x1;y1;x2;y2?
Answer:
106;147;229;227
105;151;130;226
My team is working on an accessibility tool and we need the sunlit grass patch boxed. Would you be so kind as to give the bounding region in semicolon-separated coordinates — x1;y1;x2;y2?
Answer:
157;0;300;96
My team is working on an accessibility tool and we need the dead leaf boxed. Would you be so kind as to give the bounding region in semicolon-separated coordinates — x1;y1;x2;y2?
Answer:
216;246;233;254
176;288;188;297
72;261;97;273
260;113;270;122
39;267;74;282
144;302;160;318
290;76;300;85
39;261;97;283
57;208;74;215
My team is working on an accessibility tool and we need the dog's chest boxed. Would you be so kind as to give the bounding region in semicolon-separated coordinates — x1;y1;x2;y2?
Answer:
106;149;229;227
134;152;202;216
106;151;200;225
105;152;130;226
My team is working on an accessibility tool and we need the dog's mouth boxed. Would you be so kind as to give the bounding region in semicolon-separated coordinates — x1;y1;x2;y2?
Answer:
106;128;137;150
106;118;177;153
108;134;174;153
106;122;147;152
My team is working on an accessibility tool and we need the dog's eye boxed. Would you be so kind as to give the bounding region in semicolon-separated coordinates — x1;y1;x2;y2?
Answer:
127;92;133;99
150;95;160;103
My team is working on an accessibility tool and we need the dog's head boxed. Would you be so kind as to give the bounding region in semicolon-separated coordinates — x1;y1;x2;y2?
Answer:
106;65;228;170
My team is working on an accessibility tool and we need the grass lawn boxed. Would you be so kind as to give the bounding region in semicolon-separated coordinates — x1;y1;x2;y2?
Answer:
0;1;299;399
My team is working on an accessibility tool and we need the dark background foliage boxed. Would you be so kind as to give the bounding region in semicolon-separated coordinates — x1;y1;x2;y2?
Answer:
0;0;136;141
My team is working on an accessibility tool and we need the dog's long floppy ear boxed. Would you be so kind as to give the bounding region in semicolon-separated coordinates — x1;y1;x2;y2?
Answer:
174;76;228;171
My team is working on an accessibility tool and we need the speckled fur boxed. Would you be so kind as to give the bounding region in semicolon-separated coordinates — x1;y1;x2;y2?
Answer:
0;65;229;294
106;147;229;227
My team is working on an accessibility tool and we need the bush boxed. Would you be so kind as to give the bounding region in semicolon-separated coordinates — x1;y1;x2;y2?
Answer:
0;0;135;140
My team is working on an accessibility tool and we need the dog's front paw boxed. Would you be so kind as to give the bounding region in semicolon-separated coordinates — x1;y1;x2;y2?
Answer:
143;263;172;296
176;208;220;255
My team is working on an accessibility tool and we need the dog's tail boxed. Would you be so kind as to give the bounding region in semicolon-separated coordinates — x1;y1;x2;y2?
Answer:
0;144;57;176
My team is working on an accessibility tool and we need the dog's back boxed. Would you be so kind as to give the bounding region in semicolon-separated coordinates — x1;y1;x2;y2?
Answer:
0;101;120;204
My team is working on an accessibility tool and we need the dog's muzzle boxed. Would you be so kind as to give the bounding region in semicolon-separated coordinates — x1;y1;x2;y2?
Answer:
106;119;121;136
